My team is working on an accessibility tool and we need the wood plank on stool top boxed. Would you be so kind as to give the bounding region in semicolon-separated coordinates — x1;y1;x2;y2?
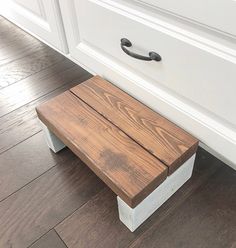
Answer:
36;91;167;208
70;76;199;174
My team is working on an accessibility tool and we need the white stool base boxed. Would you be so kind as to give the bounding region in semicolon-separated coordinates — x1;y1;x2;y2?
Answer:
117;154;196;232
40;120;65;153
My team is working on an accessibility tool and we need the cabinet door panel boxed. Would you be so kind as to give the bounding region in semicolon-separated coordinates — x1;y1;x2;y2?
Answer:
1;0;68;53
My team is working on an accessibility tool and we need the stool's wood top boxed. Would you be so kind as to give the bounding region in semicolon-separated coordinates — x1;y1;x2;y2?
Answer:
71;76;198;174
36;76;198;207
36;91;167;207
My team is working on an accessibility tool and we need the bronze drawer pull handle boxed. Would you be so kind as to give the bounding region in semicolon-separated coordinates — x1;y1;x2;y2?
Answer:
120;38;161;62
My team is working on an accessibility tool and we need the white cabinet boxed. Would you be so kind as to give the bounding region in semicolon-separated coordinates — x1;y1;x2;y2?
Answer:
1;0;68;53
64;0;236;126
59;0;236;168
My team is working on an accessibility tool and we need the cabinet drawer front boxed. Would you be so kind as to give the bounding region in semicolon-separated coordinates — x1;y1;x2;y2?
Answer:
136;0;236;36
76;0;236;126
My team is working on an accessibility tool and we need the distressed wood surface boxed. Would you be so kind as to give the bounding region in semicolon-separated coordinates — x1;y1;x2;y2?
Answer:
71;76;198;174
37;91;167;207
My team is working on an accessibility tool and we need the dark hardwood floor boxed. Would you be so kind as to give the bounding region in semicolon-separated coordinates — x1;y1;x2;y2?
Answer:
0;16;235;248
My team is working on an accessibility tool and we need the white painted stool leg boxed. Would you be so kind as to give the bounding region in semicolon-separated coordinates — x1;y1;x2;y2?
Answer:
39;120;65;153
117;154;196;232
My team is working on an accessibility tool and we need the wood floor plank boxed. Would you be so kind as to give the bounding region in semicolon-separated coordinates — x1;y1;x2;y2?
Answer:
71;76;198;174
0;24;44;67
37;91;167;207
129;165;236;248
0;131;75;201
0;41;44;69
0;71;91;154
0;17;39;50
0;157;105;248
0;25;30;47
29;230;67;248
0;99;42;154
0;42;45;67
55;148;222;248
56;188;131;248
0;17;84;94
0;58;89;117
0;45;65;88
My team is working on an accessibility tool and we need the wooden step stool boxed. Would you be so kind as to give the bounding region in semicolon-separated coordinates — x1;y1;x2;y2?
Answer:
36;76;198;231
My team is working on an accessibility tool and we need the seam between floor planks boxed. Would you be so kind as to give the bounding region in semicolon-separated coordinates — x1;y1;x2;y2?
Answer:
25;191;108;248
0;56;66;89
0;63;90;118
26;189;107;248
0;129;42;156
0;144;56;204
52;230;69;248
0;152;105;247
26;190;107;248
0;46;66;88
0;72;92;154
28;230;68;248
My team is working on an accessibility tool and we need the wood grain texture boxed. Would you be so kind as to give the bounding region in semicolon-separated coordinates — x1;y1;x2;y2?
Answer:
56;148;222;248
0;16;48;69
0;59;90;117
0;45;65;88
29;230;67;248
0;158;104;248
0;16;61;80
0;16;40;51
0;35;45;67
0;131;75;202
129;165;236;248
0;17;52;70
71;76;199;174
0;72;91;154
36;91;167;207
